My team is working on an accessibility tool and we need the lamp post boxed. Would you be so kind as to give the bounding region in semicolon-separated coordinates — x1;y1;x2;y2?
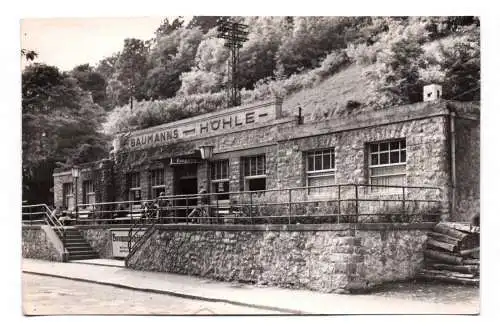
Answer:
199;145;215;222
72;166;81;225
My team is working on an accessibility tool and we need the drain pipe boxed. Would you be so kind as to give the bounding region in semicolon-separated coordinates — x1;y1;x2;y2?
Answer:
450;110;457;220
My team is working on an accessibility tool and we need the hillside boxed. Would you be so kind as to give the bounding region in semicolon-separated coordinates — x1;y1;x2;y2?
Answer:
282;64;373;122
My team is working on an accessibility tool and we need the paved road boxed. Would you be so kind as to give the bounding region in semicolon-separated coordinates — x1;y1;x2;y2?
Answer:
22;273;281;315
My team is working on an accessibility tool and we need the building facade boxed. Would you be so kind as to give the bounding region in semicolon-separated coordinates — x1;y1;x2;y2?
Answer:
53;95;480;222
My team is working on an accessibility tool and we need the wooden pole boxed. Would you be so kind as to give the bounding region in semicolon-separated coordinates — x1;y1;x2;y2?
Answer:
424;249;463;265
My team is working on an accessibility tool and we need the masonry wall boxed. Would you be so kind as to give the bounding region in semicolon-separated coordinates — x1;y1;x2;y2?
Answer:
22;226;63;261
454;116;480;222
53;159;114;209
126;223;433;293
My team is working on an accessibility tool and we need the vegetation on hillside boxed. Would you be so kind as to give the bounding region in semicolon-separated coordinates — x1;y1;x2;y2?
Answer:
21;16;480;203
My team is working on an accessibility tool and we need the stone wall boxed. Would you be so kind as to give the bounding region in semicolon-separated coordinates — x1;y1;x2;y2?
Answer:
355;227;428;284
454;116;480;222
22;227;63;261
79;227;114;259
127;223;433;293
53;159;114;209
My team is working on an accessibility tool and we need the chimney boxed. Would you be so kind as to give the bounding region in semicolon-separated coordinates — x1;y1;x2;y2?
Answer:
423;84;442;102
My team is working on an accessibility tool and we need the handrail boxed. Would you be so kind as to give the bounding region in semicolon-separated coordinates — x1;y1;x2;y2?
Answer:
27;183;444;227
21;204;66;252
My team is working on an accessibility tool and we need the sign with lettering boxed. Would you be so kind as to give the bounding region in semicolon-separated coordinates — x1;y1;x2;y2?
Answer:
169;157;201;165
123;103;276;150
111;229;146;258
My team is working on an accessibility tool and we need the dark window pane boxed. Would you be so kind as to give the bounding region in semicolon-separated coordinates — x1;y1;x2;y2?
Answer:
256;156;266;175
323;154;331;170
307;155;314;171
250;158;256;175
380;152;389;164
380;143;389;151
390;151;400;163
370;143;379;152
248;178;266;191
401;150;406;162
371;154;378;165
315;155;322;170
390;141;399;150
401;140;406;148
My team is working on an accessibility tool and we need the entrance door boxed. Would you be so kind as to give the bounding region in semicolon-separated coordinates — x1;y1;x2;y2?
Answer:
173;164;198;221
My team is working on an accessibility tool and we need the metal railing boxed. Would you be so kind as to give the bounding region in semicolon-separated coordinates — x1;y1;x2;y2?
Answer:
53;183;444;226
21;204;66;246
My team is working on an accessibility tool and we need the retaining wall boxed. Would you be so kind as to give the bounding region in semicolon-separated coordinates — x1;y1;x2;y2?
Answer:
126;223;434;293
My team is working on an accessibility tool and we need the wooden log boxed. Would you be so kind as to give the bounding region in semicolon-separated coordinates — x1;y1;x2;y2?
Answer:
424;249;463;264
433;224;468;240
417;273;480;285
440;222;475;233
460;247;480;257
463;258;480;265
427;263;479;274
428;231;460;244
458;233;479;247
427;238;456;252
419;269;475;279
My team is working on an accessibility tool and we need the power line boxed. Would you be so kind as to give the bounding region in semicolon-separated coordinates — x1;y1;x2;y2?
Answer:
217;18;249;108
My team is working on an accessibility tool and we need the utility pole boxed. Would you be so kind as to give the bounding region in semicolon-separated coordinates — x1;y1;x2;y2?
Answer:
217;18;249;108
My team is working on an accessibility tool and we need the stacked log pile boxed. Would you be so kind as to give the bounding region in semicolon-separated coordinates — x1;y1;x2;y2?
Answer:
418;223;480;285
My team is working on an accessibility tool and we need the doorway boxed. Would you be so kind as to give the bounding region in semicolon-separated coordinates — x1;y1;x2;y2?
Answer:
173;164;198;220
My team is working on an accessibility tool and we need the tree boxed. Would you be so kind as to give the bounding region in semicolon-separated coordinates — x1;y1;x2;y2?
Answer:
70;64;108;108
114;38;150;108
144;28;204;99
155;17;184;40
21;49;38;61
22;64;109;204
187;16;226;33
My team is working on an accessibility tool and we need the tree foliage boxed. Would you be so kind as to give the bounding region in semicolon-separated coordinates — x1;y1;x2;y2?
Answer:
70;64;108;108
22;64;109;204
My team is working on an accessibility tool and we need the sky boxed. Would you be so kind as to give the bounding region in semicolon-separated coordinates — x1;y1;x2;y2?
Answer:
21;17;190;71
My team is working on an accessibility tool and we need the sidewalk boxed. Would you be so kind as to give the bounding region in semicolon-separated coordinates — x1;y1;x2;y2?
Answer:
22;258;479;315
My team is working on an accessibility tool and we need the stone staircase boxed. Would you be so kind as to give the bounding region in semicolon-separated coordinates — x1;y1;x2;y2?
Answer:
56;228;99;261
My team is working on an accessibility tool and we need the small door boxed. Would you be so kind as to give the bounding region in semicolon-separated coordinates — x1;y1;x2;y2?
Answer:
173;164;198;220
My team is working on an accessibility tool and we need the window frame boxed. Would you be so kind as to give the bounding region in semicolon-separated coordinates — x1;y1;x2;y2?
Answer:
62;182;74;209
305;148;336;196
149;168;165;199
242;155;266;191
211;159;230;200
368;139;407;188
128;172;141;202
82;180;95;205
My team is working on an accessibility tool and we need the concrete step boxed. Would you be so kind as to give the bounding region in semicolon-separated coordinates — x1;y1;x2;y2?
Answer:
68;253;99;260
66;249;98;256
65;245;94;251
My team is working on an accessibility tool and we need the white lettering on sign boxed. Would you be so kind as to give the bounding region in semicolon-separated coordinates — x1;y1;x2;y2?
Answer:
124;108;272;150
111;229;146;258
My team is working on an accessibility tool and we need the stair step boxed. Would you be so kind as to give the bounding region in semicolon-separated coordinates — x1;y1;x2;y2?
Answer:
66;246;94;252
66;249;97;255
68;254;99;260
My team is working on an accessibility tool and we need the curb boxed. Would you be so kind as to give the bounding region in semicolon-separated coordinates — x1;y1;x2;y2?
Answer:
68;261;125;269
22;270;305;315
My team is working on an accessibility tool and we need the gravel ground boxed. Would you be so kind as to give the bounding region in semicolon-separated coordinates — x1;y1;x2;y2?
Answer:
22;273;281;315
368;279;479;305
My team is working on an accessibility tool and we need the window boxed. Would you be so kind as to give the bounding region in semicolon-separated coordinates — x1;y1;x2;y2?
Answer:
83;180;95;205
242;155;266;191
150;169;165;198
62;182;74;209
369;139;407;187
128;172;141;203
306;148;336;195
211;160;229;200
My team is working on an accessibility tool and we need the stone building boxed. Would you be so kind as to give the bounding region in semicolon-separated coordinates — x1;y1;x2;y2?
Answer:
53;88;480;222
